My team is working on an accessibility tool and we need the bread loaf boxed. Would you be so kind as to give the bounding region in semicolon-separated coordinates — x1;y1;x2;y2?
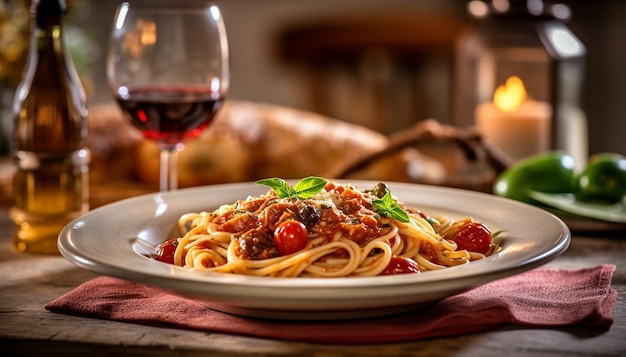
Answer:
134;100;390;189
0;100;509;208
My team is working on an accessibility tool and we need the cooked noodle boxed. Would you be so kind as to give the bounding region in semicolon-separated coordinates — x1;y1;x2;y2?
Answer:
157;181;497;277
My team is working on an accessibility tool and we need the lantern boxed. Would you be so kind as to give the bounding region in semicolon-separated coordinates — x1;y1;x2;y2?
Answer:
454;0;587;165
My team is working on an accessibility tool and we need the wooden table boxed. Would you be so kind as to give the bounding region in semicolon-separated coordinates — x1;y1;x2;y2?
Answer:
1;209;625;356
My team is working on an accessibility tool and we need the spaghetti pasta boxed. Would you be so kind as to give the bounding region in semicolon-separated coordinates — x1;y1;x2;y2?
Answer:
155;178;498;277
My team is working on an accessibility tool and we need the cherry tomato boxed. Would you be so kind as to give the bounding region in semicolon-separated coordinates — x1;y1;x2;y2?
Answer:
274;220;308;256
380;256;420;275
452;222;492;254
155;239;178;264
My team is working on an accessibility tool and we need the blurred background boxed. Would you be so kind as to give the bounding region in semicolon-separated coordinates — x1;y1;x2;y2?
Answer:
1;0;625;156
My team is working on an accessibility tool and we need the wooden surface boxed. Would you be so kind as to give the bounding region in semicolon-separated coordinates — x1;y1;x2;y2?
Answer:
1;209;625;357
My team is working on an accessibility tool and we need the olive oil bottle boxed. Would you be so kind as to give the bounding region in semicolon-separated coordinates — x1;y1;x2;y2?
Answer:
10;0;89;254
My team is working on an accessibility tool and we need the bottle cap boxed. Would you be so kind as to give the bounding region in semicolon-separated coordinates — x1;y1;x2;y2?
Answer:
32;0;67;18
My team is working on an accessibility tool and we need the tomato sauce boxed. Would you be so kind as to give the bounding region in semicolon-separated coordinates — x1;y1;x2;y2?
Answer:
212;186;386;260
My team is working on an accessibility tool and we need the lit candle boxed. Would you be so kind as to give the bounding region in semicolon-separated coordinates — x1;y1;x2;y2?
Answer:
475;76;552;161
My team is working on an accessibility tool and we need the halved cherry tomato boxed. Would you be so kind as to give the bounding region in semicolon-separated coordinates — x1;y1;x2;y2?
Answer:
155;239;178;264
452;222;492;254
274;220;308;256
380;256;420;275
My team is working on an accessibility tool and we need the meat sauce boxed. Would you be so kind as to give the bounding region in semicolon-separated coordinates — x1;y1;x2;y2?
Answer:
213;183;384;261
155;183;384;263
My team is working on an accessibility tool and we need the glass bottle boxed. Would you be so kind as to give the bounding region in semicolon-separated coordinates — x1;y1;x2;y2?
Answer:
10;0;89;254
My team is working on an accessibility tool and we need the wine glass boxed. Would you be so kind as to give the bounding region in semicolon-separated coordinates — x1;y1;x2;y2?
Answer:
107;0;229;191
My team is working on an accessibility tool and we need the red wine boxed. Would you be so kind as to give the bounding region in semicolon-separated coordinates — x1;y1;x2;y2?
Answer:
115;87;223;148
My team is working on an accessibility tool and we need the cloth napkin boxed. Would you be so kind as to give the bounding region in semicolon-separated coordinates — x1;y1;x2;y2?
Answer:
45;264;617;344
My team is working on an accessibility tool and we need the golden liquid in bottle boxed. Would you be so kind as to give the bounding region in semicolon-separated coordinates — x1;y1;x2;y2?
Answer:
10;0;89;254
10;150;89;254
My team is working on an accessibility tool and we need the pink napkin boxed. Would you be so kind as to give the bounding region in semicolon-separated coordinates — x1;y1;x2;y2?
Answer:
45;265;617;344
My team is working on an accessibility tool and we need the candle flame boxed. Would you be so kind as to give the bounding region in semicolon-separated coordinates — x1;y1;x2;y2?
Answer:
494;76;527;112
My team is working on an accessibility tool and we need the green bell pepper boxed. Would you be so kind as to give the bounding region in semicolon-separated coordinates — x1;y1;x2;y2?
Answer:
575;153;626;204
493;151;576;204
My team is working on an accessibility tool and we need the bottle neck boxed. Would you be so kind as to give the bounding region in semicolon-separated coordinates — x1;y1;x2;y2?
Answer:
22;11;73;88
33;15;65;56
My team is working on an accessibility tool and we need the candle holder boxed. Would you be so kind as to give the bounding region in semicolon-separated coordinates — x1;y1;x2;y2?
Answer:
454;0;587;164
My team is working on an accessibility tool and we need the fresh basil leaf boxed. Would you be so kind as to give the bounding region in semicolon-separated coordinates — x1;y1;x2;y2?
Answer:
293;176;327;199
372;191;410;223
389;205;410;223
257;176;327;200
372;201;387;216
256;177;296;198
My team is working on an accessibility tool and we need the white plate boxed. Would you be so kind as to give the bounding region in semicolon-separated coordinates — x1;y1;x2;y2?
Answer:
58;181;570;320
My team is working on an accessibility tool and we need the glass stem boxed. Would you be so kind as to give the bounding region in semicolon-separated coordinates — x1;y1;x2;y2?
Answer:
159;148;179;192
